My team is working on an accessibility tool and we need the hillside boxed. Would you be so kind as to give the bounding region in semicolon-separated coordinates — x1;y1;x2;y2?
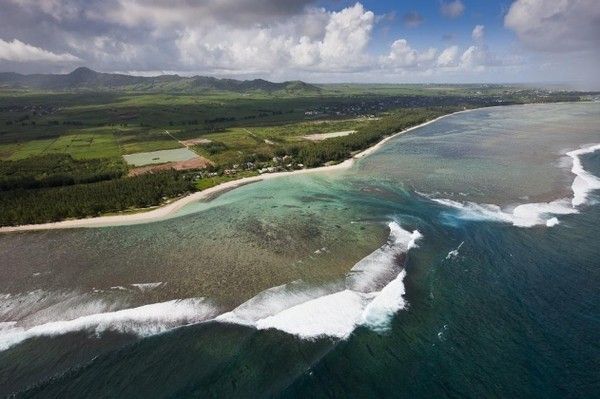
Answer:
0;67;322;94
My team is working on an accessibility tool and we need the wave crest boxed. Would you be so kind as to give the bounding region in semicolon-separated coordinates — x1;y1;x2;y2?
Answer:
429;143;600;227
0;297;218;351
0;222;421;349
219;221;422;339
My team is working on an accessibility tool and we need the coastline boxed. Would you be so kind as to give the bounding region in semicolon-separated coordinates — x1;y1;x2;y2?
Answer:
0;108;474;233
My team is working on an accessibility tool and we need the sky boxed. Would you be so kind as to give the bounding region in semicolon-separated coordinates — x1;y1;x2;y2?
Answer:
0;0;598;87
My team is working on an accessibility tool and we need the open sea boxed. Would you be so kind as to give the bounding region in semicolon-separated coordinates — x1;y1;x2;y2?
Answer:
0;102;598;398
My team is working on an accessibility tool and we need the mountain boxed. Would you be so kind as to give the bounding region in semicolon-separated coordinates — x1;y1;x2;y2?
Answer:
0;67;321;94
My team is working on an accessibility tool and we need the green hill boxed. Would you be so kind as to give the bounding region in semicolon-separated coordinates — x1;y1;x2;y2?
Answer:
0;67;322;94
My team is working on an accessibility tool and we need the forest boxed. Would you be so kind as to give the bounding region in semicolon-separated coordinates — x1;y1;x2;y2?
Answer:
0;171;194;226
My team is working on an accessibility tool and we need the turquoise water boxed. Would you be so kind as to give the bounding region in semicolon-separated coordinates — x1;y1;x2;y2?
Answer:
0;103;598;397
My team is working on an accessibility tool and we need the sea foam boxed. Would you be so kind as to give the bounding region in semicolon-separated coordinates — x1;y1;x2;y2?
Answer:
567;144;600;206
431;198;576;227
429;143;600;227
0;297;218;351
219;221;422;339
0;222;421;348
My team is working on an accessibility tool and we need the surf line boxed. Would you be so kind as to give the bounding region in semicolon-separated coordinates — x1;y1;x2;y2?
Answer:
425;143;600;228
0;222;423;350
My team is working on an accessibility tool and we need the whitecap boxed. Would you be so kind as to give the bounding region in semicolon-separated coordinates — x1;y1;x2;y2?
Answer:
131;282;163;291
427;143;600;228
432;198;576;228
360;270;407;332
1;222;422;347
445;241;464;260
567;144;600;206
216;281;337;326
0;298;217;352
221;221;422;339
255;290;369;339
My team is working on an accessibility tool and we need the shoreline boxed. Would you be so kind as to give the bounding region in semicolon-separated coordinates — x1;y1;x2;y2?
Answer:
0;108;475;233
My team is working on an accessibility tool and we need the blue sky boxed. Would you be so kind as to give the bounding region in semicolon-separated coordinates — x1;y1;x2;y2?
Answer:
0;0;598;87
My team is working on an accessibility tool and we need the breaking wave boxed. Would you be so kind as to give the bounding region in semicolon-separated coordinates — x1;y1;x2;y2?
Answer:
446;241;464;260
0;293;218;352
218;221;422;339
428;143;600;227
567;144;600;206
0;222;421;349
431;198;577;228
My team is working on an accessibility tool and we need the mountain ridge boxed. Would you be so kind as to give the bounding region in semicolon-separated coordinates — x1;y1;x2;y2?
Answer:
0;67;321;94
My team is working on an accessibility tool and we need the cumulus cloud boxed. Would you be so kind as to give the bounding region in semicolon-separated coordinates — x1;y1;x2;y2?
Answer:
472;25;485;41
460;46;488;71
317;3;374;67
0;38;80;63
175;2;374;73
381;39;436;69
437;46;460;67
0;0;572;84
504;0;600;52
440;1;465;18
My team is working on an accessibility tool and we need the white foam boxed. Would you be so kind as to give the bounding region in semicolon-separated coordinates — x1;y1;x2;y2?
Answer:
216;281;337;326
361;270;407;332
428;143;600;227
445;241;464;260
347;222;421;292
0;298;218;352
546;217;559;227
1;223;422;347
255;290;369;339
131;282;163;291
223;222;422;339
0;290;121;326
432;198;577;228
567;144;600;206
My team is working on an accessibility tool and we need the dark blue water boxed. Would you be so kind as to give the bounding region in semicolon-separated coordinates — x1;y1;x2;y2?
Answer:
1;103;599;397
8;194;599;398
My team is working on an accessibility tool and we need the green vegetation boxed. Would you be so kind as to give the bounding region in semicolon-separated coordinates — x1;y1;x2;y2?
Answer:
0;74;592;226
194;141;228;155
195;171;258;191
295;108;443;167
0;154;125;190
0;67;323;95
0;171;194;226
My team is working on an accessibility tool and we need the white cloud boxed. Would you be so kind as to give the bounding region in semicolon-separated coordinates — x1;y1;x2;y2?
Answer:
0;38;80;63
175;2;374;73
459;46;486;71
7;0;82;21
382;39;436;69
317;3;374;67
95;0;317;30
437;46;459;67
440;1;465;18
472;25;485;41
1;0;576;84
504;0;600;52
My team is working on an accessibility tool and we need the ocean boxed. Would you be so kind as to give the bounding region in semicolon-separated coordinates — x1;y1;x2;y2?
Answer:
0;102;598;397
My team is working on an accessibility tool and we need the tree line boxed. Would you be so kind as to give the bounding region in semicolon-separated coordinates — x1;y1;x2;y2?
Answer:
0;170;194;226
0;154;125;190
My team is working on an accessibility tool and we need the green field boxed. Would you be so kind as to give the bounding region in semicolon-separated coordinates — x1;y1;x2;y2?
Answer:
123;148;198;166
